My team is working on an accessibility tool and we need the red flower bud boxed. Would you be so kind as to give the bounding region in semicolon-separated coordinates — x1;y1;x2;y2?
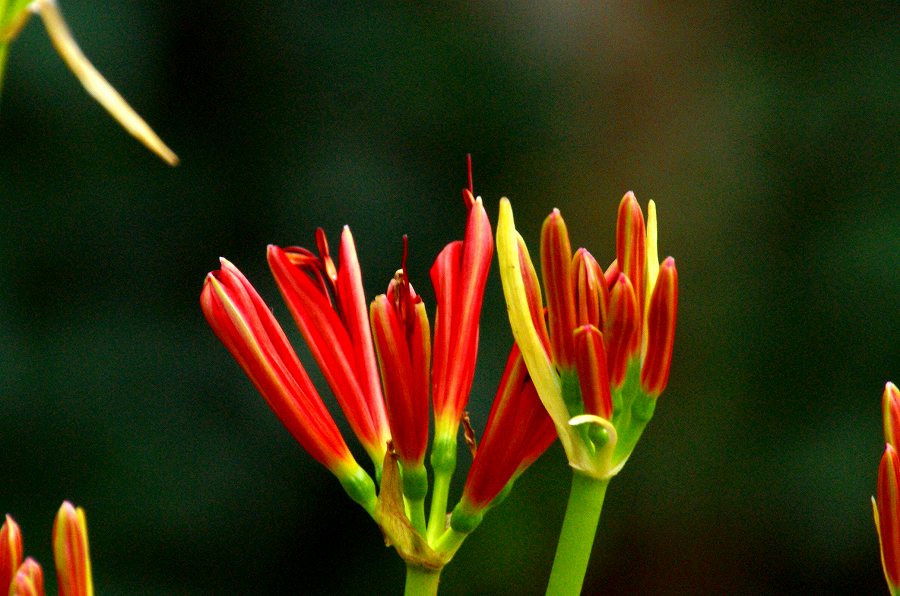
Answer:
10;558;44;596
52;502;92;596
616;192;647;314
370;243;431;467
876;445;900;591
573;248;609;330
268;235;391;464
640;257;678;397
541;209;577;369
0;514;23;592
604;274;640;387
574;326;613;420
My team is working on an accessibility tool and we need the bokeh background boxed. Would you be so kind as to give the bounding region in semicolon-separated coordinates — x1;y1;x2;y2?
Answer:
0;1;897;594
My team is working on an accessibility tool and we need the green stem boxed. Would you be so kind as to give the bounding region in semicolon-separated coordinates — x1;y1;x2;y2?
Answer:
545;472;610;596
432;526;467;556
408;495;427;537
426;429;456;544
404;565;442;596
426;468;451;543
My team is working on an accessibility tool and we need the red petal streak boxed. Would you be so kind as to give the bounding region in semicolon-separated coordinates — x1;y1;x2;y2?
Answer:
430;199;493;424
541;209;577;369
0;515;23;591
370;295;429;466
461;345;556;509
201;260;352;470
604;274;640;387
574;326;613;419
879;445;900;588
640;258;678;397
573;248;609;329
616;192;646;317
268;245;384;455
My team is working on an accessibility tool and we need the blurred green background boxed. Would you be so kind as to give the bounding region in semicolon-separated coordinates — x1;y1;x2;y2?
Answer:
0;1;897;594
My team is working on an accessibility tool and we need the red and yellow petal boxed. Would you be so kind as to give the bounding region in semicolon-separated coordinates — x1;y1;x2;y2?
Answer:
0;514;23;592
541;209;577;369
640;257;678;397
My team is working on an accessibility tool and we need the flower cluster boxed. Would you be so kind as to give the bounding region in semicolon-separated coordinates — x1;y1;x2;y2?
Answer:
496;192;677;478
875;382;900;595
201;167;556;572
1;502;94;596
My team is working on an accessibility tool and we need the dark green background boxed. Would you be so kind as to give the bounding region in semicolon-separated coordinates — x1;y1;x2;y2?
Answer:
0;1;897;594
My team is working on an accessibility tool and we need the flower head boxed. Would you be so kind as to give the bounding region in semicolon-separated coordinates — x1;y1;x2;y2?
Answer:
202;160;556;572
496;192;678;478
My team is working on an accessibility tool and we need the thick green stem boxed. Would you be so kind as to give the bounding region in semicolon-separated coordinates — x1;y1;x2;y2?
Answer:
426;470;451;542
545;472;610;596
426;430;456;544
404;565;442;596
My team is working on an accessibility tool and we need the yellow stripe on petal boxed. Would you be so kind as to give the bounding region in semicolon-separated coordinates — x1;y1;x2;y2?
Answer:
642;199;660;356
496;199;570;438
645;199;660;312
36;0;178;166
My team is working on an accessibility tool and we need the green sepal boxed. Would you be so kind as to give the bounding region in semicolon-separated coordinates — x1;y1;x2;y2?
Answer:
448;501;484;535
402;464;428;502
609;358;657;469
429;431;457;475
338;465;378;516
